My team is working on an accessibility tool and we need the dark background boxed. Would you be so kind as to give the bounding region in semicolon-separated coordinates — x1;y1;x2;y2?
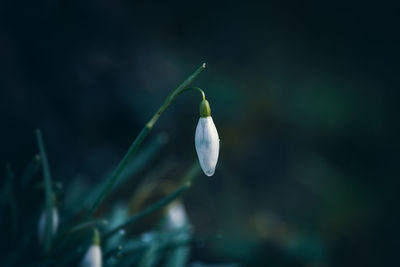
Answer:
1;1;399;266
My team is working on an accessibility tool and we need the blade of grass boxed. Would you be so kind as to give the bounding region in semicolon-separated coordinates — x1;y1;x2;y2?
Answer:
103;163;200;240
58;228;101;267
79;133;167;212
165;244;190;267
48;219;108;258
20;154;41;189
138;240;160;267
69;219;108;234
84;63;206;219
108;228;196;267
116;133;168;188
36;129;54;253
103;185;188;240
164;225;192;267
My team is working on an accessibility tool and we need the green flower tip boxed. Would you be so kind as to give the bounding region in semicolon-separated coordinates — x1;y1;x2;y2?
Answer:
200;99;211;117
92;228;101;246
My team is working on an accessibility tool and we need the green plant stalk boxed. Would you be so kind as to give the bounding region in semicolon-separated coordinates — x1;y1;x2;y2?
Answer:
103;163;200;240
69;219;108;234
79;133;167;213
20;154;41;189
138;240;160;267
36;129;54;253
84;63;206;219
165;224;191;267
165;243;190;267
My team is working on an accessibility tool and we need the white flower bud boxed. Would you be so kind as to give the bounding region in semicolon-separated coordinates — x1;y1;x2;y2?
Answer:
195;104;220;176
165;202;188;229
81;229;102;267
81;245;102;267
38;207;59;245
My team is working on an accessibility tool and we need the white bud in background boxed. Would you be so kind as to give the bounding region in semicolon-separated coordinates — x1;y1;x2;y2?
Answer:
38;207;59;245
81;245;102;267
163;202;191;267
165;202;188;230
195;99;220;176
81;229;102;267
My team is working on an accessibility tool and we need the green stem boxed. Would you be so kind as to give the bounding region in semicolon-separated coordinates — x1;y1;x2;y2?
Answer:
179;87;205;101
69;219;108;234
138;240;160;267
20;154;41;189
103;163;200;241
84;63;206;219
36;129;54;253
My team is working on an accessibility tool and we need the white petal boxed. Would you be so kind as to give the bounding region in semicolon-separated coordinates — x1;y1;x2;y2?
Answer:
81;245;102;267
38;207;59;244
195;117;220;176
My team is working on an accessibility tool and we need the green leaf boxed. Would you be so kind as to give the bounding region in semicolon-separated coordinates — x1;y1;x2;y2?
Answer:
103;163;200;240
20;154;41;189
36;129;54;253
69;219;108;234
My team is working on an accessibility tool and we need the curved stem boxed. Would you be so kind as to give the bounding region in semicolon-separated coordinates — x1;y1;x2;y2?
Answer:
84;63;206;219
179;87;206;101
146;64;206;129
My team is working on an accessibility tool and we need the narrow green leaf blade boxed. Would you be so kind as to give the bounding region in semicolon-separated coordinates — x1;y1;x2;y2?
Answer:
36;129;54;253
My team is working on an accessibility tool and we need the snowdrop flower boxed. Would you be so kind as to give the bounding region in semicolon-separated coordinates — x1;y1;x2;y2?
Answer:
38;206;59;245
81;229;102;267
195;99;220;176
